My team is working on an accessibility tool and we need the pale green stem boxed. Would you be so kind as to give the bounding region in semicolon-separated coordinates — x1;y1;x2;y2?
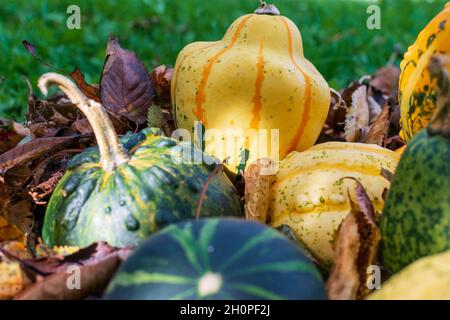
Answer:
38;72;129;171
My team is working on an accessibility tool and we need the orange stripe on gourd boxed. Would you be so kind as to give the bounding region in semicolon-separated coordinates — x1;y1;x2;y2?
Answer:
171;43;217;104
194;15;253;125
250;40;266;130
280;17;313;154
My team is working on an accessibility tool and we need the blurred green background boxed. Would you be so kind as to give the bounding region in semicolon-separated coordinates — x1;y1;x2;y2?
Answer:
0;0;447;120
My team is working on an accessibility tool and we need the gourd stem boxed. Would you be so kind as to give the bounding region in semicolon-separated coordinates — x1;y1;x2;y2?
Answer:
38;73;129;171
254;1;280;16
427;55;450;138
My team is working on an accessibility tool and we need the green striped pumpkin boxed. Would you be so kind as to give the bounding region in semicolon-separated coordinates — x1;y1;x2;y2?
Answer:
38;73;242;248
104;218;326;300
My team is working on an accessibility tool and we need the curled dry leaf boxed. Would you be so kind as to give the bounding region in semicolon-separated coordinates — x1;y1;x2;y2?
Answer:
8;200;33;235
28;170;64;205
15;242;133;276
0;135;84;174
344;85;370;142
369;65;400;96
244;158;275;223
14;256;121;300
363;103;391;146
326;213;360;300
0;242;132;299
326;179;381;300
150;65;174;106
69;68;101;102
0;191;25;243
100;37;154;125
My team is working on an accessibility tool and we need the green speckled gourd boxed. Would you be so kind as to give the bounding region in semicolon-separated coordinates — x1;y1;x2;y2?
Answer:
39;73;242;248
381;56;450;274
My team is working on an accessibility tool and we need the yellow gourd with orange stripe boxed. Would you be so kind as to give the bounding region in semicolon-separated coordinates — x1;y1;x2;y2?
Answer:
171;3;330;173
399;2;450;141
268;142;400;267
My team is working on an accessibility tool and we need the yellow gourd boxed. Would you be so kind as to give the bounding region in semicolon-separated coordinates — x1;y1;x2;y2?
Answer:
399;2;450;141
368;250;450;300
171;2;330;173
268;142;400;267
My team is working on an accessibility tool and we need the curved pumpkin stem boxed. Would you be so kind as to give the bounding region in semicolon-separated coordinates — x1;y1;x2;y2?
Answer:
427;55;450;138
38;72;129;171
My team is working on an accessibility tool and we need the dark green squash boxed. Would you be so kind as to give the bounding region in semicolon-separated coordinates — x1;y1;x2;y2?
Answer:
38;73;242;248
104;218;326;300
381;56;450;274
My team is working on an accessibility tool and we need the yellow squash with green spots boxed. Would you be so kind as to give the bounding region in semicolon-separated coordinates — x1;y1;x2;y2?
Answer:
39;73;242;248
399;2;450;140
171;2;330;174
268;142;400;267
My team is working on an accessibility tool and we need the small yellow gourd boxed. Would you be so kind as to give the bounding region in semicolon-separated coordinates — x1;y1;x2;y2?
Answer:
268;142;400;267
171;2;330;173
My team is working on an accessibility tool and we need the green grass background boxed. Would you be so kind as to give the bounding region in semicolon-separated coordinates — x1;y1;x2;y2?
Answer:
0;0;447;120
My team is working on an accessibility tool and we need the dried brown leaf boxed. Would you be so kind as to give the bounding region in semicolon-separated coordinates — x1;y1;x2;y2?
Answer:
326;213;360;300
28;170;64;205
150;65;173;106
8;200;33;235
71;117;92;135
363;104;390;146
0;216;24;243
369;65;400;96
14;256;121;300
326;179;381;300
17;242;132;276
69;68;101;102
100;37;154;125
0;135;84;173
244;158;275;223
344;85;370;142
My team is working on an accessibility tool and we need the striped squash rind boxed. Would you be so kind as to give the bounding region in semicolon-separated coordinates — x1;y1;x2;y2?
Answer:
104;218;326;300
43;128;243;248
399;3;450;141
368;250;450;300
171;12;330;173
381;129;450;274
268;142;400;267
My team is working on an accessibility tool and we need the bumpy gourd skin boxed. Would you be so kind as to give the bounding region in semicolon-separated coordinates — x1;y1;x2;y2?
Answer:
381;129;450;274
43;128;243;248
399;3;450;140
172;13;330;173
